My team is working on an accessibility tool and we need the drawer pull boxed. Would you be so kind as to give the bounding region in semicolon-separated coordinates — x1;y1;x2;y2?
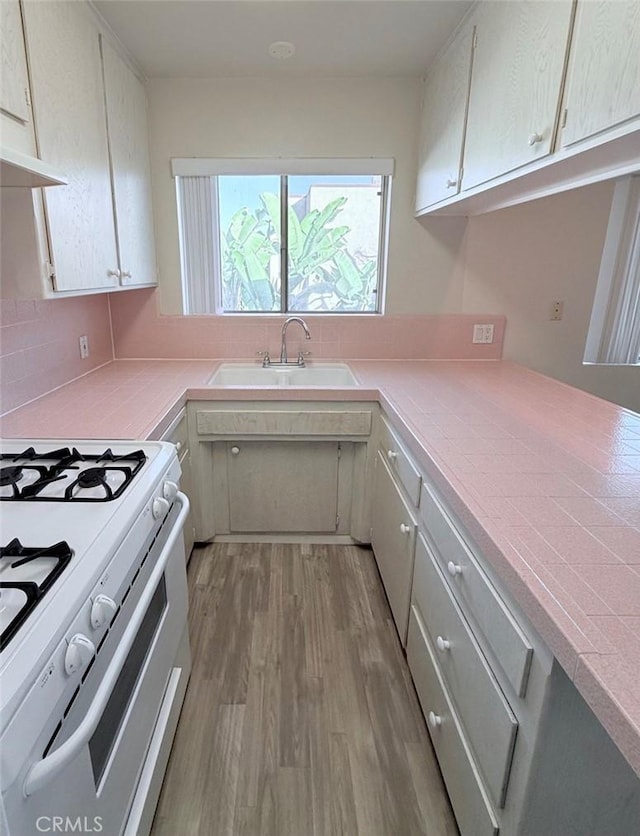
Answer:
447;561;462;577
436;635;451;652
428;711;442;729
400;523;411;535
230;446;240;455
387;449;398;461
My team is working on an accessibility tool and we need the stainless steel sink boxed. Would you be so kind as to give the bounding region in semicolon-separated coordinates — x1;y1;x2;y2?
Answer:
208;362;359;387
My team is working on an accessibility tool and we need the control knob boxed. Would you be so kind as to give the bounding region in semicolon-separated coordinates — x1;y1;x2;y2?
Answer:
152;496;170;519
163;480;179;500
64;634;95;676
90;594;117;629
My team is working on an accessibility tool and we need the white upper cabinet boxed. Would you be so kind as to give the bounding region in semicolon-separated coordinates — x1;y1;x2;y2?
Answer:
22;1;119;292
101;37;157;287
462;0;574;191
560;0;640;148
1;1;30;124
415;19;475;211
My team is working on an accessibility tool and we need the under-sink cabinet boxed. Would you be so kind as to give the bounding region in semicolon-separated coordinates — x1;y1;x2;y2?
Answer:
187;401;375;541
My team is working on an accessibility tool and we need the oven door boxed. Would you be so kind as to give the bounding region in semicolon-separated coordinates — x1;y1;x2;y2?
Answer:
3;493;191;836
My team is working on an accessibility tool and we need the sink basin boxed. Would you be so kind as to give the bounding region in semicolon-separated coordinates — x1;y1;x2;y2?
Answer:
208;362;359;387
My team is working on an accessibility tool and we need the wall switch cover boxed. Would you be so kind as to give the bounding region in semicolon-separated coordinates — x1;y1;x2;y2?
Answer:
79;335;89;359
473;324;494;344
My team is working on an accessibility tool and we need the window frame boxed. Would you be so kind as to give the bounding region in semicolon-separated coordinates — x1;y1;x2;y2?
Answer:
584;175;640;366
173;158;393;316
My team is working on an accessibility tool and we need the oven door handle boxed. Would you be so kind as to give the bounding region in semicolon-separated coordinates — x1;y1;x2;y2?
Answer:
23;491;190;798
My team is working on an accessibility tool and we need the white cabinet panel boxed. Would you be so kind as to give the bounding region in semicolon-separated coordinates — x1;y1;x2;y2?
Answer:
463;0;573;190
561;1;640;147
1;0;30;124
22;0;118;292
371;451;417;644
101;37;157;287
226;440;339;533
407;608;499;836
415;20;475;210
413;535;518;810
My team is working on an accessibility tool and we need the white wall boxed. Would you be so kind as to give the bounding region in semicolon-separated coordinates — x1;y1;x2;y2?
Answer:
146;76;467;314
461;181;640;414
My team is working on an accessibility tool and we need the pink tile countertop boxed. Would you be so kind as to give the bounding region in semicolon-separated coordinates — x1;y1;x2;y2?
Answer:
1;357;640;777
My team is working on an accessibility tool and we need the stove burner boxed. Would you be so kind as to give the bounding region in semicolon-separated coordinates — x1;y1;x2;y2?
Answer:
0;447;147;502
0;466;23;486
0;539;73;651
77;467;108;489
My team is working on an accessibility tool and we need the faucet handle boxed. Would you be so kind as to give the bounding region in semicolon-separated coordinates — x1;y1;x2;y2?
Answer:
257;350;271;367
297;350;311;366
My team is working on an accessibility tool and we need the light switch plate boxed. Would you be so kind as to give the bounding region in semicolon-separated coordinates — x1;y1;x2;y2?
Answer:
79;335;89;359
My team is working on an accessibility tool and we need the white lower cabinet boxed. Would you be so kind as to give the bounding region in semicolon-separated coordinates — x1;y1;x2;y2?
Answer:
407;607;499;836
188;401;375;541
370;451;417;645
223;440;340;533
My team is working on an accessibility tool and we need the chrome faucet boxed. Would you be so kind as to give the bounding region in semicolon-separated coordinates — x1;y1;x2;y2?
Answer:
280;316;311;365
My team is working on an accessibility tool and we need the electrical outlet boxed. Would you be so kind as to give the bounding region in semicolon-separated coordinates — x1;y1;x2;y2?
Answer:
79;335;89;359
472;324;494;344
550;300;564;321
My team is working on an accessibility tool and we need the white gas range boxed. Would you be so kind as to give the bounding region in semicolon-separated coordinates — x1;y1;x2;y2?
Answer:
0;439;191;836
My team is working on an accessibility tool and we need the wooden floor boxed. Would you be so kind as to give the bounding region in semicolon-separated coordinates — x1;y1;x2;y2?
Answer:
151;543;458;836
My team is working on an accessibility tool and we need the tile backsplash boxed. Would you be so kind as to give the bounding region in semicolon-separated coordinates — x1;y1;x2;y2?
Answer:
0;296;113;414
0;287;505;415
110;288;505;362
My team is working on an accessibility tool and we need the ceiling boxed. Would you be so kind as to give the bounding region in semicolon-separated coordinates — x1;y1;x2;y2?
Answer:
93;0;472;79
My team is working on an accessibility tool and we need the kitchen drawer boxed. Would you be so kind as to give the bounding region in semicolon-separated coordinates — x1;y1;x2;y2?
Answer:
196;409;372;437
378;415;421;506
407;606;499;836
420;482;533;697
413;534;518;809
371;451;417;645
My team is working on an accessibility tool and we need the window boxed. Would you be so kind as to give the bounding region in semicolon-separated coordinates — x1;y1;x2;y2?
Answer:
173;158;392;314
585;175;640;365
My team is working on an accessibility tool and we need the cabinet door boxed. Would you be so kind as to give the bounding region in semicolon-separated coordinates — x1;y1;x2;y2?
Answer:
101;37;157;287
415;20;475;211
561;1;640;148
226;441;339;533
462;0;573;191
370;452;417;645
22;1;118;292
1;0;30;123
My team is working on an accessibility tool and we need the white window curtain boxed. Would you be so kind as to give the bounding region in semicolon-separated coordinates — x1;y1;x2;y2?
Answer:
175;176;219;314
585;175;640;365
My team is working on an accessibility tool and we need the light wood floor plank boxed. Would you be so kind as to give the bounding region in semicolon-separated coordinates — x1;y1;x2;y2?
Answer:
151;543;458;836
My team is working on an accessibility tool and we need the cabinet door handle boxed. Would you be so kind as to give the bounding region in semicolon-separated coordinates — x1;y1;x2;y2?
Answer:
387;449;397;460
121;270;132;279
436;635;451;652
447;561;462;577
446;177;458;188
230;446;240;455
107;268;121;279
428;711;442;729
175;441;182;452
528;132;543;146
399;523;411;535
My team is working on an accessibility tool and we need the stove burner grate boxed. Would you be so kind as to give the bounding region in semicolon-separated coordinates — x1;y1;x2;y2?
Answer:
0;539;73;651
0;447;146;502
